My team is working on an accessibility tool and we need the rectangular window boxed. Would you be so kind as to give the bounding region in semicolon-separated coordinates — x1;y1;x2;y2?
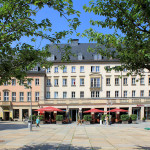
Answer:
71;78;76;86
46;68;51;73
35;92;39;101
115;91;119;98
27;92;31;101
62;79;67;86
96;91;99;97
54;79;58;86
123;68;127;72
80;66;84;73
115;78;119;85
80;78;84;86
19;80;24;85
12;92;16;101
132;78;136;85
54;92;58;98
27;80;31;86
71;66;76;73
91;91;95;98
71;92;75;98
4;91;9;101
46;92;50;99
124;91;127;97
123;78;127;85
132;90;135;97
140;90;144;97
96;66;100;72
47;79;51;86
35;79;39;85
0;92;1;100
12;79;16;86
149;77;150;85
80;91;84;98
20;92;24;101
54;67;58;73
63;92;67;98
140;78;144;85
106;91;110;98
4;81;8;86
106;78;110;85
91;78;100;87
63;67;67;73
91;66;95;72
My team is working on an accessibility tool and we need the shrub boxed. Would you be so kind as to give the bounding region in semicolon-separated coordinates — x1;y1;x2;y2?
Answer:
83;115;92;121
37;115;44;121
121;114;129;121
29;115;36;121
56;115;63;121
130;114;137;121
142;117;146;121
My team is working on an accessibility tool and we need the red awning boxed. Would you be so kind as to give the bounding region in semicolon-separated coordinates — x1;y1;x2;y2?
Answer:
84;108;104;113
35;106;64;112
107;108;128;113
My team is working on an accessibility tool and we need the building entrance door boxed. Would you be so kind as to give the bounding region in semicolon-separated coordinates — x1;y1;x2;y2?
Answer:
4;112;9;121
132;107;141;120
69;109;79;122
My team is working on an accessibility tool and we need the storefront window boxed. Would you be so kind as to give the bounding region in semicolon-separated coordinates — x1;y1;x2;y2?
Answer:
13;109;19;119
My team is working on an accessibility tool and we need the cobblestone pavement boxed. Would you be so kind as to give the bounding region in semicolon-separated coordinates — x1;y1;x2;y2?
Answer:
0;121;150;150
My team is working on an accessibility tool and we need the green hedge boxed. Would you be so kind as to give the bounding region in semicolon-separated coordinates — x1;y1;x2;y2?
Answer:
36;115;44;121
29;115;36;121
130;114;137;121
121;114;129;121
83;115;92;121
56;115;63;121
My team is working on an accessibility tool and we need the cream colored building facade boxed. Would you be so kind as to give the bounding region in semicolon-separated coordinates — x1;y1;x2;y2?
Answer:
0;40;150;121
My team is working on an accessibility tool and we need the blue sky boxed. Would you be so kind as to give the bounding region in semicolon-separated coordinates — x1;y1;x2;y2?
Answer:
13;0;118;50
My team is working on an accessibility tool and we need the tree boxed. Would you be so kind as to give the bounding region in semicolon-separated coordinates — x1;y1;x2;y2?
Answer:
83;0;150;74
0;0;80;85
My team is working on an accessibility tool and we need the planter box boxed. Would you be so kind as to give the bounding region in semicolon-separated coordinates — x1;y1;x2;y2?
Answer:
84;121;90;125
132;120;137;124
122;121;128;124
56;121;62;124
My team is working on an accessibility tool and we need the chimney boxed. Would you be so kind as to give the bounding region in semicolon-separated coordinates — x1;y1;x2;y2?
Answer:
71;39;79;46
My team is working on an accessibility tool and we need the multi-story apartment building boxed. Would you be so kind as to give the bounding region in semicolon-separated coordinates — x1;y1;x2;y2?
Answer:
0;68;45;121
0;39;150;121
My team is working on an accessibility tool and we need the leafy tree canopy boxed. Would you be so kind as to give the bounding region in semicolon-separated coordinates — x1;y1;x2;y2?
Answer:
82;0;150;74
0;0;80;85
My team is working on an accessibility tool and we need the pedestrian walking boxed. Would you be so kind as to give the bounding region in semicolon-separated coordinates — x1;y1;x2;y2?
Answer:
36;117;40;127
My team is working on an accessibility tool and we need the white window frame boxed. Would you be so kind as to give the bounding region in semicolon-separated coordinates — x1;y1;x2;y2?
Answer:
20;92;24;101
91;91;95;98
123;78;127;85
80;78;84;86
46;91;50;99
71;78;76;86
115;78;119;85
140;90;144;97
106;91;110;98
27;80;31;86
62;79;67;86
115;91;119;98
124;91;127;97
140;78;144;85
35;79;39;85
54;92;58;98
96;66;100;72
35;92;39;101
71;92;75;98
132;78;136;85
80;91;84;98
80;66;84;73
91;78;100;88
12;92;16;101
4;91;9;101
47;79;51;86
96;91;99;98
12;79;16;86
63;92;67;98
54;67;58;73
132;90;135;97
106;78;110;85
71;66;76;73
91;66;95;72
63;67;67;73
27;92;31;101
46;68;51;73
54;79;58;86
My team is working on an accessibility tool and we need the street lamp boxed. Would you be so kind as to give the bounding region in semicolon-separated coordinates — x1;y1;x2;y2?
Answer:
30;86;32;131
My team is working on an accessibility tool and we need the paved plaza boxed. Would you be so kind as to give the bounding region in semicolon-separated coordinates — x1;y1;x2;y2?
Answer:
0;121;150;150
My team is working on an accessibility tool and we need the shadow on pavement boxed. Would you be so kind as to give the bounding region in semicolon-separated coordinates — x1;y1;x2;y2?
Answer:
136;146;150;149
18;144;99;150
0;123;27;131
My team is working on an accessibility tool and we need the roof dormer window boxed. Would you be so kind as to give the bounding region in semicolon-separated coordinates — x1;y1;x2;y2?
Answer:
47;54;55;61
94;54;102;60
78;53;83;60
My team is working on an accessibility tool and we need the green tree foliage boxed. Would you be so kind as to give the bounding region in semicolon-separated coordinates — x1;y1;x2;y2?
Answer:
83;0;150;73
0;0;80;84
